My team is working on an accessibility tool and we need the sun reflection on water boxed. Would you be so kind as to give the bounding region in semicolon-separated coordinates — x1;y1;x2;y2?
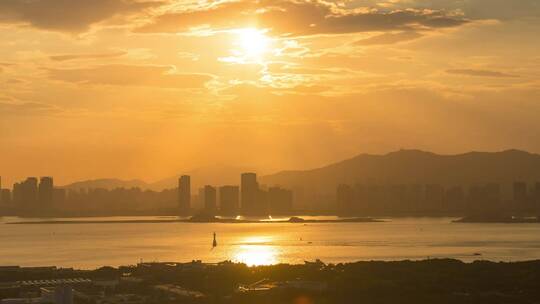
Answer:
233;236;279;266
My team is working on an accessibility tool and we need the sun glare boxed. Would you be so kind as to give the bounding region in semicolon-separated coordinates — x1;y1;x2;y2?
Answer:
236;28;271;59
233;236;279;266
234;245;278;266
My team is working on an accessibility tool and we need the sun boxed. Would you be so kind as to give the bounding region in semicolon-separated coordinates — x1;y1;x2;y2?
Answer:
236;28;271;59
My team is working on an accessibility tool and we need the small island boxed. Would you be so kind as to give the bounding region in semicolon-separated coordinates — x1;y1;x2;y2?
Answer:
454;215;540;224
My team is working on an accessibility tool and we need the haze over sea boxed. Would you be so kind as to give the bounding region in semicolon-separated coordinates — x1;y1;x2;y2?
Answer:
2;217;540;269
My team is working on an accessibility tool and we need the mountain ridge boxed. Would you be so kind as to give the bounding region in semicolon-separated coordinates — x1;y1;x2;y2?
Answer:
61;149;540;194
259;149;540;197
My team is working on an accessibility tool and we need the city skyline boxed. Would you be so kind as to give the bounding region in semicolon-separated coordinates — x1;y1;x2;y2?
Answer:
0;172;297;217
2;171;540;217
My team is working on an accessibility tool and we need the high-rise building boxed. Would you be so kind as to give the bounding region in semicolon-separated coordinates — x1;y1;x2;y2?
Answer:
38;177;54;210
0;189;11;206
178;175;191;214
219;185;239;215
445;186;465;213
534;182;540;213
0;176;6;206
53;188;66;209
513;182;528;211
14;177;38;211
336;184;354;214
268;186;293;214
241;173;259;214
204;185;217;213
353;184;367;214
0;177;11;208
484;183;501;209
425;184;444;213
198;187;205;209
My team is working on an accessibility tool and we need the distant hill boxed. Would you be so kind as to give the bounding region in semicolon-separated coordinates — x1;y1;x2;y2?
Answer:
62;178;149;190
260;149;540;197
61;166;256;191
62;150;540;198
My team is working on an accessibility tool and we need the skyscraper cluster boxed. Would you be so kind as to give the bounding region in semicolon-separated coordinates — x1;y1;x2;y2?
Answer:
178;173;294;216
0;177;56;214
336;182;540;216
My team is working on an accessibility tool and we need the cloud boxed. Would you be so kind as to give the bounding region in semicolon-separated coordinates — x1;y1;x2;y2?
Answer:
49;51;127;61
381;0;540;21
0;62;15;72
136;0;469;36
47;64;213;88
446;69;519;78
354;31;424;46
0;101;60;115
267;63;348;75
0;0;162;33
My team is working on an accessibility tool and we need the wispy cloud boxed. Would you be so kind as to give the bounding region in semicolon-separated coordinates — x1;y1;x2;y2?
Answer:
446;69;519;78
49;51;127;61
47;64;213;88
0;101;60;115
354;31;424;46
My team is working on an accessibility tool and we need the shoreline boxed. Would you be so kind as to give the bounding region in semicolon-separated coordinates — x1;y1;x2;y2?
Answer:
453;215;540;224
5;217;383;225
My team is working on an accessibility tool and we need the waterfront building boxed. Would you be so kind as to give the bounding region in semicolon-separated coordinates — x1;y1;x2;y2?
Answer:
219;185;239;215
178;175;191;214
204;185;217;213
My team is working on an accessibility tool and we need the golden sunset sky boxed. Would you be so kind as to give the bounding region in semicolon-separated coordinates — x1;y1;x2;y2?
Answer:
1;0;539;185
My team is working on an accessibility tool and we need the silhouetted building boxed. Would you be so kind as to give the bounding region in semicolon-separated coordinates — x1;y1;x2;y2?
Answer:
353;184;368;213
53;188;66;209
38;177;54;210
445;186;465;213
513;182;528;211
1;189;11;206
204;185;217;213
0;177;9;207
13;177;38;211
268;187;293;214
485;183;501;209
178;175;191;214
241;173;259;214
219;185;239;215
337;184;354;214
534;182;540;213
257;188;269;214
385;184;407;213
425;184;444;213
197;187;205;209
466;183;500;214
407;184;424;213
